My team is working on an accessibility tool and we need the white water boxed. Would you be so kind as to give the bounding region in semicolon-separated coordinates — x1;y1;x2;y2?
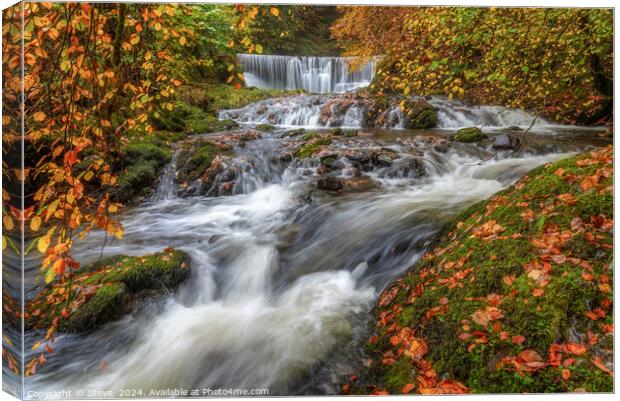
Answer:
239;54;376;94
220;93;559;131
26;130;578;395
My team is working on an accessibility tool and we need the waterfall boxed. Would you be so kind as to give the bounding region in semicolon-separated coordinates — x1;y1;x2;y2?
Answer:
238;54;376;94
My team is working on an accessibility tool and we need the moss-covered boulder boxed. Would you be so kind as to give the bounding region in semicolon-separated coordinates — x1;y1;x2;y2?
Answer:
348;146;613;394
402;99;438;129
113;142;173;203
297;135;333;159
454;126;487;142
25;249;190;333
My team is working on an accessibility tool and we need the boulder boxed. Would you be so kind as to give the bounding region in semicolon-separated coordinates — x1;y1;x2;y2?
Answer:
453;127;487;142
341;175;378;192
317;176;343;192
25;249;190;333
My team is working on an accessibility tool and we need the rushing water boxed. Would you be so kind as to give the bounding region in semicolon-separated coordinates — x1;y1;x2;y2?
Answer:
219;93;568;131
238;54;376;94
23;114;609;397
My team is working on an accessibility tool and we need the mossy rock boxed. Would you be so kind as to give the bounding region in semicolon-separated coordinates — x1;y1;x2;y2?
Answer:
402;99;438;129
112;141;173;203
256;124;275;131
176;141;222;183
354;146;613;394
454;127;487;142
297;136;333;159
25;249;190;333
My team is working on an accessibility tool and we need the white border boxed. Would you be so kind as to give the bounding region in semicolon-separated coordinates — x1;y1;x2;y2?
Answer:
1;2;617;401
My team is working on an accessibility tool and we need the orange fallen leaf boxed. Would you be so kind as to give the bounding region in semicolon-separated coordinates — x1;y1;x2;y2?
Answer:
591;357;613;376
401;383;415;394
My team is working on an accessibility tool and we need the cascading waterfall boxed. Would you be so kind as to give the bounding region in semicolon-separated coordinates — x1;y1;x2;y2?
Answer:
220;93;555;130
238;54;376;94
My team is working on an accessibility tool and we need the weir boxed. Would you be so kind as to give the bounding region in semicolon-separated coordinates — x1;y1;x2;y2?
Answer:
238;53;376;93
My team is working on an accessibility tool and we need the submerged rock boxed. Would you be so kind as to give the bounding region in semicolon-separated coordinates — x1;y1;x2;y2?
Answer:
453;126;487;142
25;249;190;333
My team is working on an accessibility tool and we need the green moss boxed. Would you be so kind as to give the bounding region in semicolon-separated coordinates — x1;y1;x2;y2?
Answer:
257;124;275;131
454;127;487;142
64;283;131;333
297;136;332;158
177;141;220;182
359;147;613;394
26;250;190;333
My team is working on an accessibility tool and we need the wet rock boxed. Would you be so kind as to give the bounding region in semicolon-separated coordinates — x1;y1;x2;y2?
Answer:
25;249;190;333
378;156;425;179
317;176;343;192
345;149;372;165
453;127;487;142
492;134;522;151
376;154;394;166
402;99;438;129
373;148;400;166
341;175;378;192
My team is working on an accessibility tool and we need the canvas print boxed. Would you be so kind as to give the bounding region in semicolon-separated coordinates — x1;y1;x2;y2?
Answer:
1;1;614;398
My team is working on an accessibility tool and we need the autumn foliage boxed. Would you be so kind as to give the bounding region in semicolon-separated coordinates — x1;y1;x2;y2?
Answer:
332;7;613;124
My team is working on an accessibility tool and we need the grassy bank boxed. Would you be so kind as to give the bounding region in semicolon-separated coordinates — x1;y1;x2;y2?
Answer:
347;146;613;394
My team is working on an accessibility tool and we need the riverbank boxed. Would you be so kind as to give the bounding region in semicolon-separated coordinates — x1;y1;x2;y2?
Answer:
346;145;613;394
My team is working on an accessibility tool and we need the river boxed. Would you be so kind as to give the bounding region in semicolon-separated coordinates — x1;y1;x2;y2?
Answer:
23;55;610;397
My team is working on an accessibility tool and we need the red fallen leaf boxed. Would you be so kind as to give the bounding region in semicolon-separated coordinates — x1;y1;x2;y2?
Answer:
587;331;599;346
60;308;69;319
404;338;428;361
439;297;449;305
581;272;594;281
561;369;571;380
532;288;544;297
585;311;598;320
425;379;470;394
379;287;398;307
499;331;510;340
389;335;401;346
598;283;612;294
341;384;350;393
350;375;358;382
503;275;516;286
580;175;600;191
401;383;415;394
601;323;613;333
518;349;542;363
382;358;396;366
369;335;379;344
591;357;613;376
459;332;470;341
565;343;587;355
512;335;526;345
554;168;565;177
370;389;390;395
563;358;576;367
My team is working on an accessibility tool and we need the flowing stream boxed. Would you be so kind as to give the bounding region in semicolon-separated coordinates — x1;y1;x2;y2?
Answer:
23;60;610;396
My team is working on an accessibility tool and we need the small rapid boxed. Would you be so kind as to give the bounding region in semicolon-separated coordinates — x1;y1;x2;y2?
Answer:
25;124;592;395
219;93;559;131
